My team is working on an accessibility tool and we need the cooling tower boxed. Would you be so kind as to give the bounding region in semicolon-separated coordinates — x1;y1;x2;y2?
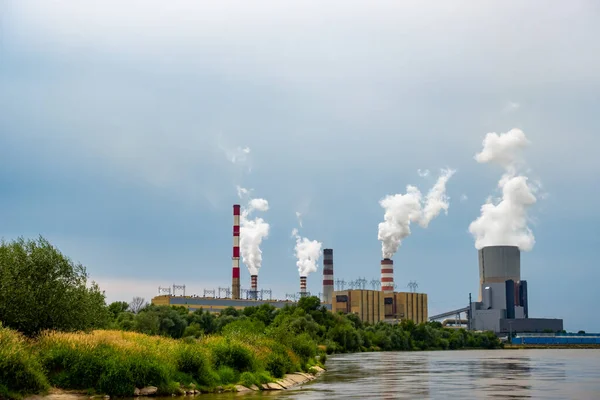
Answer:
232;204;241;299
322;249;334;303
381;258;394;293
478;245;520;301
300;276;307;294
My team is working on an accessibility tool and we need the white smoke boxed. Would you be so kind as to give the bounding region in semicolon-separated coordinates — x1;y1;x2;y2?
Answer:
291;214;322;277
238;187;270;275
469;128;538;251
378;169;455;259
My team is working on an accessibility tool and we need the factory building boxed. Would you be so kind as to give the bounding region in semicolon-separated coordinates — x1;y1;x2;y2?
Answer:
470;245;563;334
331;289;428;324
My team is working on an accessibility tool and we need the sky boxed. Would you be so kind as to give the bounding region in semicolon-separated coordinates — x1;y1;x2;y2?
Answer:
1;1;599;332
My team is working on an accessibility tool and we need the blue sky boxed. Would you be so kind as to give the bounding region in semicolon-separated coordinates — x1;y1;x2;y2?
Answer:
1;1;599;332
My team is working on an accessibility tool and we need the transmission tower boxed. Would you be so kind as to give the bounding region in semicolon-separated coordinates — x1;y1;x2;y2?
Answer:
407;281;419;293
335;279;346;291
203;288;215;298
285;293;298;301
173;284;186;297
218;287;230;298
370;279;381;290
158;286;172;295
262;289;273;300
357;277;368;290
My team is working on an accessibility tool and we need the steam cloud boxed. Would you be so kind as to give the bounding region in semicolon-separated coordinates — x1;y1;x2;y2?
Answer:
238;187;270;275
469;128;537;251
292;213;322;277
378;168;456;259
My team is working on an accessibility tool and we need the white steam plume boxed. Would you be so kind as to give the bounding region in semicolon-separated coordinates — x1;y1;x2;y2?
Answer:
291;214;322;277
378;169;455;259
238;188;270;276
469;128;538;251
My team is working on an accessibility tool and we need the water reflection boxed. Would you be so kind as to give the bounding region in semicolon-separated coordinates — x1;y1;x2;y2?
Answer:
172;349;598;400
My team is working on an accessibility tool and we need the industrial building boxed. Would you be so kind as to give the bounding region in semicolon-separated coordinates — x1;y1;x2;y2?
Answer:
151;204;429;323
468;245;563;334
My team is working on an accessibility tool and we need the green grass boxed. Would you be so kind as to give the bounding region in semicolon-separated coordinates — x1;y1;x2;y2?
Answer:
0;327;319;398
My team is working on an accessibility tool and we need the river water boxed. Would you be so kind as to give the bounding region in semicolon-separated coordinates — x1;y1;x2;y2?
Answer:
190;349;600;399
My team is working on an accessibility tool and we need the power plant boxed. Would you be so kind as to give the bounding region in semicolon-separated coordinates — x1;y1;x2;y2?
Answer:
429;245;563;334
152;203;563;333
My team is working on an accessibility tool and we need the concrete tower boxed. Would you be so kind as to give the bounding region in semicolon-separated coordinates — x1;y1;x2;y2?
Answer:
381;258;394;293
322;249;334;303
478;245;520;301
232;204;241;299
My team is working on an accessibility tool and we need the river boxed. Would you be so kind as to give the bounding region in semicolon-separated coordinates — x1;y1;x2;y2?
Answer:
175;349;600;399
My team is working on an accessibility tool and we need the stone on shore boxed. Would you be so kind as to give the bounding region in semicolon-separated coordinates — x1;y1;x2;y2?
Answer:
139;387;158;396
234;385;252;393
266;383;285;390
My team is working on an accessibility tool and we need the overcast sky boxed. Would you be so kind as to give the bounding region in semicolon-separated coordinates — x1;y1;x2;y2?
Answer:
1;1;599;331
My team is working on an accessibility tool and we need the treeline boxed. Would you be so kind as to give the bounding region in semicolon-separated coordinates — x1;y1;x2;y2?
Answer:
107;297;501;353
0;237;501;398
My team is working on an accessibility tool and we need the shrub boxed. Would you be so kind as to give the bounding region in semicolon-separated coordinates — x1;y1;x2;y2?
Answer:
217;366;236;385
0;326;49;399
264;353;289;378
210;339;255;372
239;372;259;388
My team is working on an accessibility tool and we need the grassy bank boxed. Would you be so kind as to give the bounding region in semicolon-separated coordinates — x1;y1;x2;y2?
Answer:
0;324;322;399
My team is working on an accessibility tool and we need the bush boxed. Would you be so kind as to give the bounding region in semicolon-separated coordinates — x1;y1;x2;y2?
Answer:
239;372;259;388
264;353;289;378
217;366;236;385
0;325;49;399
210;339;255;372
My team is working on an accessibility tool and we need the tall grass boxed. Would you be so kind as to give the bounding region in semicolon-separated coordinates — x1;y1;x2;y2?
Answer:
0;324;49;399
0;327;317;397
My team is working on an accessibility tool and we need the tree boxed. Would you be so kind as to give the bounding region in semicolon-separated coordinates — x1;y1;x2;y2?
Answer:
0;236;110;336
108;301;130;319
129;297;147;314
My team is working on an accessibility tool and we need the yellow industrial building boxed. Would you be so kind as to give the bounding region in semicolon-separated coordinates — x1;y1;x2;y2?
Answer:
332;290;428;324
152;290;427;325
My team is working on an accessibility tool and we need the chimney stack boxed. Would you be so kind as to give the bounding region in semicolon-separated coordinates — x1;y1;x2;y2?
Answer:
381;258;394;293
300;276;307;294
251;274;258;299
322;249;334;303
232;204;241;299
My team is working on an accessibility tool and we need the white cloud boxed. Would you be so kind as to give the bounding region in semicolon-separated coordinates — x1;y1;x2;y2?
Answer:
503;101;520;113
417;169;430;178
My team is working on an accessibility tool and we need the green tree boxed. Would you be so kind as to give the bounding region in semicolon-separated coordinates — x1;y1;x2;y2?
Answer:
0;236;110;336
108;301;130;320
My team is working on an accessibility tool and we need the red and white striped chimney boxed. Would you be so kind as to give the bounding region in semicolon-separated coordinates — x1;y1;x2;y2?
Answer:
300;276;307;295
322;249;334;303
381;258;394;293
251;274;258;299
232;204;241;299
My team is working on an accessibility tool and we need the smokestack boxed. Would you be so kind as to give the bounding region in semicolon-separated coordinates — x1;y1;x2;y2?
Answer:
232;204;241;299
251;274;258;299
381;258;394;293
323;249;334;303
300;276;307;294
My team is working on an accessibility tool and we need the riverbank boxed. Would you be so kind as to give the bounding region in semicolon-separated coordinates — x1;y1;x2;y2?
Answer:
23;368;325;400
0;326;325;399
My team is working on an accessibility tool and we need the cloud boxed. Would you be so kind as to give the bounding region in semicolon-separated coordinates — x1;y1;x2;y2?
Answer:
460;194;468;202
417;169;430;178
503;101;520;113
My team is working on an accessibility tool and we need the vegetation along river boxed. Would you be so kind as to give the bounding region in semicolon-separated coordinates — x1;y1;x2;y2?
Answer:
182;349;600;399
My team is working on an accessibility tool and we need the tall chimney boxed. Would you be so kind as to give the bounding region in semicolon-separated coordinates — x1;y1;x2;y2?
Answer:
300;276;307;295
323;249;334;303
251;274;258;299
381;258;394;293
232;204;241;299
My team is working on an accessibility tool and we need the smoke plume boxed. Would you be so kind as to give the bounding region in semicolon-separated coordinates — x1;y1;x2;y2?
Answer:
238;187;270;275
291;214;322;277
378;168;455;259
469;128;537;251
